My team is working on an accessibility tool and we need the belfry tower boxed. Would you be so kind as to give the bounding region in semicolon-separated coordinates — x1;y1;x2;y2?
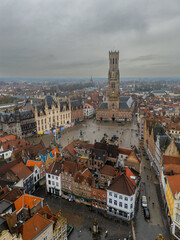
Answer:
107;51;120;110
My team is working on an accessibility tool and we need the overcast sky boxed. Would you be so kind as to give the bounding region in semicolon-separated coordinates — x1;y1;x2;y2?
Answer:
0;0;180;78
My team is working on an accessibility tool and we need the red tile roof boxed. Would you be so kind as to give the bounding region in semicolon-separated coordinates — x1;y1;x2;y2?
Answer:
26;160;42;168
167;174;180;197
14;194;43;212
0;188;23;202
10;162;32;179
163;155;180;165
100;165;117;176
119;148;132;155
0;135;16;143
19;213;52;240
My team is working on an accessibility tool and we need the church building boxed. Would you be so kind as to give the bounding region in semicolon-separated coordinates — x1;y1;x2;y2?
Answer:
96;51;134;121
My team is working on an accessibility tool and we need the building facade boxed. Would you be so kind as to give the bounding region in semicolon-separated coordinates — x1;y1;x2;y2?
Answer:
107;173;135;221
34;96;71;134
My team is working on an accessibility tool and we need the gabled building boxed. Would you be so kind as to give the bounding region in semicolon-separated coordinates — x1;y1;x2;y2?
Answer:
38;205;67;240
26;159;46;186
0;108;36;138
73;168;93;205
9;162;34;194
46;159;62;197
89;148;107;171
33;96;71;134
107;171;136;221
99;165;117;189
19;213;53;240
61;161;77;197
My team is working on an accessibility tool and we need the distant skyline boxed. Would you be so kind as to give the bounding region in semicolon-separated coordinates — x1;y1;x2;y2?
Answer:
0;0;180;78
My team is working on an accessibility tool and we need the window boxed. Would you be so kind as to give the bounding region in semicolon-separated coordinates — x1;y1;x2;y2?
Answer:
56;176;58;180
176;214;180;223
52;181;55;185
52;176;54;179
56;182;59;187
130;204;133;209
125;197;128;201
48;180;51;184
124;204;128;209
119;195;123;199
111;82;115;88
109;198;112;204
48;174;50;178
119;202;122;207
131;197;133;201
109;192;112;196
114;200;117;205
114;193;117;198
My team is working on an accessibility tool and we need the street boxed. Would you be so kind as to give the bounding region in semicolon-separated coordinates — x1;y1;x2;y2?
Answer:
135;145;171;240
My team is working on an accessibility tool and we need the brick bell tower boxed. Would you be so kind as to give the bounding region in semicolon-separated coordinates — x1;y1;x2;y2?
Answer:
107;51;120;110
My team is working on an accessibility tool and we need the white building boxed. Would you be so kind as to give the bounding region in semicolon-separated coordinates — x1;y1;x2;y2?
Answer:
46;160;62;197
83;103;95;118
0;149;12;160
107;172;136;221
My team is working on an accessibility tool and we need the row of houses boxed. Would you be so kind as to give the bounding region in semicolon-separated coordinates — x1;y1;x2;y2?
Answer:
142;118;180;239
46;141;141;222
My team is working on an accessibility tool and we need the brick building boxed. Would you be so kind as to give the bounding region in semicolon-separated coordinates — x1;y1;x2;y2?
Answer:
71;100;84;122
96;51;134;121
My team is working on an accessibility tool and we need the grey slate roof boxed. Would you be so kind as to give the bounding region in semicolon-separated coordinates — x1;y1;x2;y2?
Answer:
90;148;106;161
98;102;108;109
119;102;130;109
120;96;130;102
153;126;166;142
159;134;171;150
71;100;82;110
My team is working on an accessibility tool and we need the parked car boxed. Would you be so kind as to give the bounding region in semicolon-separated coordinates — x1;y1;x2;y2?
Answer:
143;207;150;220
141;196;148;208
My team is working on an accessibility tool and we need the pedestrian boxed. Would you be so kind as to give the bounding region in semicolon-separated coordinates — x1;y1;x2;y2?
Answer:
147;175;149;180
150;175;152;180
152;202;154;207
105;230;108;238
149;196;150;201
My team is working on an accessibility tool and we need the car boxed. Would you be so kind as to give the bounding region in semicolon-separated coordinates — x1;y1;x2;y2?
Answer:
143;207;150;220
141;196;148;207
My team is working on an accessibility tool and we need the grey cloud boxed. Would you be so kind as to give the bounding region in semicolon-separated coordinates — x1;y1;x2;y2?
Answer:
0;0;180;78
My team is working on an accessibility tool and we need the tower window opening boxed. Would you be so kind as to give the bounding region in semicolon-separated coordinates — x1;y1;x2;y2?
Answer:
113;58;114;64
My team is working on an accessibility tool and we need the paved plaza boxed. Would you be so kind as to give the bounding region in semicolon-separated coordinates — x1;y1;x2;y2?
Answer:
29;118;139;150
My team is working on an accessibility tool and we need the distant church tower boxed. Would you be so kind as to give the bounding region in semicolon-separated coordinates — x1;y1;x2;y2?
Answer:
108;51;120;110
